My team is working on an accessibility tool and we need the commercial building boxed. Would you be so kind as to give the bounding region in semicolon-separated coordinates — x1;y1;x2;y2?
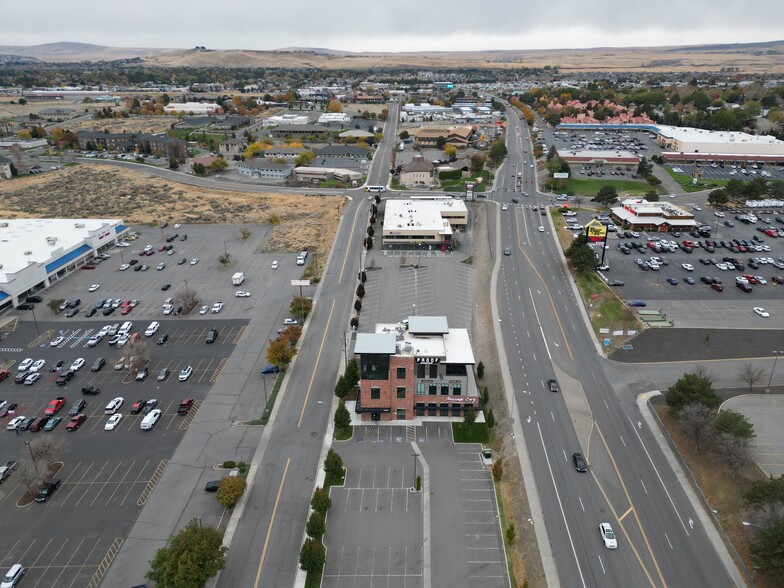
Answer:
353;316;478;422
412;125;475;148
400;155;438;189
163;102;220;115
318;112;352;125
556;149;640;167
610;198;696;232
236;159;293;180
264;113;310;126
382;198;467;247
219;138;245;156
268;124;329;138
263;147;309;160
76;131;187;159
0;218;129;310
292;167;362;185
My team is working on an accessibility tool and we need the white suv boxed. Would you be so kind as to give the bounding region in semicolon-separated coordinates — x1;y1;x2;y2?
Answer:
144;321;160;337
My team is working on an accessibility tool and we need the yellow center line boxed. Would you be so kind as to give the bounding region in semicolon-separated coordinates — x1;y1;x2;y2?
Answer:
596;423;667;587
338;199;364;284
254;457;291;588
513;209;574;360
297;299;335;428
619;506;634;521
591;471;656;588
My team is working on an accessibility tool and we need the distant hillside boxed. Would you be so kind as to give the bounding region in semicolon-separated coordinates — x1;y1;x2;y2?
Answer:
0;42;167;62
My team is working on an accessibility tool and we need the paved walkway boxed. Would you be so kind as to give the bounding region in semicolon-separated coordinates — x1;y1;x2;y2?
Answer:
722;394;784;477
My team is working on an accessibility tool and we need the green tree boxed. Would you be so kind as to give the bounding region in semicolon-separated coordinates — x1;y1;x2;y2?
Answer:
334;400;351;430
146;519;227;588
637;157;652;176
464;405;476;426
594;185;618;205
290;296;312;319
745;475;784;525
714;409;756;440
216;476;247;508
299;537;326;574
488;141;508;167
311;486;332;515
435;136;447;149
750;520;784;581
324;448;344;479
208;158;228;172
645;189;660;202
266;338;297;368
565;238;597;274
476;361;485;379
399;130;410;140
306;511;326;539
707;188;729;205
664;373;721;416
344;358;359;388
295;151;314;167
334;375;350;399
191;162;206;176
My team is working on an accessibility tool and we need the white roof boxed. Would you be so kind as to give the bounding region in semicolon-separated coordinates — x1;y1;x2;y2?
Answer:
0;218;122;279
559;149;640;160
384;199;466;235
364;318;475;365
656;124;783;146
355;333;397;355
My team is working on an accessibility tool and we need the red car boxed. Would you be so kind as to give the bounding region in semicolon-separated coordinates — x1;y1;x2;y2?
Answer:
65;413;87;431
130;400;146;415
129;259;139;266
0;370;10;382
773;276;784;284
82;265;96;270
711;283;724;292
120;306;132;315
44;396;67;416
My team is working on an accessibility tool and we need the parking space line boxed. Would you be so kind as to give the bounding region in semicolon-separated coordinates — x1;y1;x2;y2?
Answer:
68;536;103;588
1;538;25;565
90;462;124;506
119;460;149;506
45;537;86;587
28;538;54;568
86;537;123;588
137;459;168;506
103;461;137;506
57;462;96;507
73;461;110;507
179;401;201;430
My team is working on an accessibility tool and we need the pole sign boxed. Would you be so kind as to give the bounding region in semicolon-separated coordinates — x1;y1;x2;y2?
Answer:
585;219;607;243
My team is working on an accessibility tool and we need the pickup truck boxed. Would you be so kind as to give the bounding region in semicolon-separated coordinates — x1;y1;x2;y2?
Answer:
82;385;101;395
0;460;18;483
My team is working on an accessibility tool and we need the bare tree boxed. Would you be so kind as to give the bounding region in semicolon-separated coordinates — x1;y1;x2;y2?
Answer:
693;364;714;386
714;432;751;478
28;435;67;468
573;195;584;209
739;362;765;390
174;286;198;311
678;403;715;451
15;457;41;494
128;335;150;372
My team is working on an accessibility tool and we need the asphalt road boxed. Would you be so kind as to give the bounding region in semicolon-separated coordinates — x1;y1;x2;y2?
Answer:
494;106;739;587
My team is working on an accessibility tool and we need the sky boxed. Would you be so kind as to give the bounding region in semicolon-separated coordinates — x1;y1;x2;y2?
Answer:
3;1;784;53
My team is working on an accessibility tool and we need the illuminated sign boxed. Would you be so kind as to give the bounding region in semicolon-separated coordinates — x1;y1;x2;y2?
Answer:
416;357;441;364
585;219;607;242
446;396;477;404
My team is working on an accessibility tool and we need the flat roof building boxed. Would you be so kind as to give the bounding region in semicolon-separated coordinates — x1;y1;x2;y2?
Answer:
353;316;477;422
610;199;696;232
382;198;467;248
0;218;129;309
557;149;640;166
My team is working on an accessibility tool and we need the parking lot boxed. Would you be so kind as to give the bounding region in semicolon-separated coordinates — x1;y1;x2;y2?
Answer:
0;222;301;586
553;204;784;327
326;424;507;588
669;163;784;182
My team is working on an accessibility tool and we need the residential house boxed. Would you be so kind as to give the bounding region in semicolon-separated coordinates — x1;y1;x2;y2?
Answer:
237;159;293;180
400;155;438;189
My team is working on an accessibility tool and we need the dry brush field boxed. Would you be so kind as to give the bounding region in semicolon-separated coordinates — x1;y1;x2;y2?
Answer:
0;164;343;255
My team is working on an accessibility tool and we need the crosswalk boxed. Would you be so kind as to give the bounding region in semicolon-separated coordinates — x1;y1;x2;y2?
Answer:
383;250;453;258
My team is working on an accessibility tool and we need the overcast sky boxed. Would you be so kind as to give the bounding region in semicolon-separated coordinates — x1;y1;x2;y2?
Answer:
3;1;783;53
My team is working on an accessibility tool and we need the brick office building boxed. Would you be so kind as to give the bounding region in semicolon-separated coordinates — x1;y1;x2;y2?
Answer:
353;316;478;422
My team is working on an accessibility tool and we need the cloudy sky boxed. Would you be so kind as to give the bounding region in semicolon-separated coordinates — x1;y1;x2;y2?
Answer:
3;1;783;52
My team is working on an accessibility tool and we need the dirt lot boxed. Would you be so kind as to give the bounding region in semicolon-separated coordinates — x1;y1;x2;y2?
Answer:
61;116;175;134
0;164;342;255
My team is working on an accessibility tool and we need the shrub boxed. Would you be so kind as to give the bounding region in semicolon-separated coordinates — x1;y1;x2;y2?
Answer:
222;460;237;469
506;524;516;544
476;361;485;379
486;408;496;429
492;458;503;481
324;449;344;479
306;511;325;539
216;476;247;508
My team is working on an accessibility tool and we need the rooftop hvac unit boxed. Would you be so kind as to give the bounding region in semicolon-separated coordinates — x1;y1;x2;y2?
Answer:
24;251;32;255
74;223;85;228
0;222;8;227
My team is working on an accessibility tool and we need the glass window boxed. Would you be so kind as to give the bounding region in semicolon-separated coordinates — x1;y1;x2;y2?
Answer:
370;387;381;400
415;404;425;416
396;408;406;420
429;364;438;378
416;383;425;396
397;387;406;399
396;367;406;380
452;382;462;396
428;384;437;395
440;384;449;395
416;364;426;378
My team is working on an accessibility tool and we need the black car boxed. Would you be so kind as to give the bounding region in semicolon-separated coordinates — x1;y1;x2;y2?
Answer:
65;308;80;318
156;334;169;345
204;480;222;492
26;295;43;303
608;280;624;287
56;370;75;386
19;416;36;431
102;307;115;316
260;365;280;375
82;385;101;395
16;303;34;310
67;298;81;308
177;257;187;265
161;284;171;291
85;308;97;317
180;234;187;241
91;358;105;372
35;478;61;502
206;329;218;344
547;379;560;393
511;198;519;204
172;306;183;315
134;264;143;271
68;399;86;416
49;360;64;372
572;452;587;472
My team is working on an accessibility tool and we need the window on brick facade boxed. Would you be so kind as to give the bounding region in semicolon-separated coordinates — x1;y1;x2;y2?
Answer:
429;364;438;378
416;364;426;378
428;384;437;395
396;367;406;379
397;387;406;399
370;387;381;400
440;384;449;395
416;383;425;396
396;408;406;420
452;382;462;395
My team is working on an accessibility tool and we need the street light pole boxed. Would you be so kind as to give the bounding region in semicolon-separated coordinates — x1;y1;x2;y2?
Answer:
262;373;268;405
411;452;419;489
765;350;784;393
29;305;40;336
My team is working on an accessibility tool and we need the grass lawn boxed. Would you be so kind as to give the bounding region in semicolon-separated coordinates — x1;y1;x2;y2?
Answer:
249;372;284;425
441;169;493;192
334;427;352;441
452;422;490;443
665;168;728;192
563;178;657;197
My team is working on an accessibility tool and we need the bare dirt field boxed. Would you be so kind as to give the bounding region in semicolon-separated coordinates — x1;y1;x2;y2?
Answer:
0;164;342;255
62;116;176;134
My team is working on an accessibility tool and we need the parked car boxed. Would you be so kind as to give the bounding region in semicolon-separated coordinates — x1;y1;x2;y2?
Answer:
65;414;87;431
35;478;61;502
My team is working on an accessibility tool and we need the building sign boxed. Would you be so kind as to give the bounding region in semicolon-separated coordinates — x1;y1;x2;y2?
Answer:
553;172;569;179
585;219;607;242
97;230;111;241
416;357;441;364
446;396;477;405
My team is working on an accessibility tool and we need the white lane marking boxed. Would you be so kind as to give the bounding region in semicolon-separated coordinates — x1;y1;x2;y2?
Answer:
528;288;552;360
641;479;648;494
537;422;588;588
598;555;606;574
627;415;690;535
620;436;626;448
551;411;555;422
603;400;609;410
578;496;585;512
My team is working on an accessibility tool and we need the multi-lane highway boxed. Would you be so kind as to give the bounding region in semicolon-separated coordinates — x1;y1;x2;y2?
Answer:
494;105;741;587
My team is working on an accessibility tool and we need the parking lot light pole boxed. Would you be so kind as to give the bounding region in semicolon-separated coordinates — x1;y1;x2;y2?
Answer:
765;350;784;394
261;373;268;405
411;453;419;489
29;304;40;336
25;440;40;480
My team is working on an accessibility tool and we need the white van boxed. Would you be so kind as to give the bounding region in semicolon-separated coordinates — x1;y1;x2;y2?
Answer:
297;250;308;266
144;321;160;337
118;321;133;336
140;409;162;430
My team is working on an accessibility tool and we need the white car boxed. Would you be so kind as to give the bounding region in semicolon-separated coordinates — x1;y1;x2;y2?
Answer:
70;358;86;371
88;284;100;292
119;264;130;271
18;358;34;371
29;359;46;372
86;335;102;347
156;262;166;271
538;226;545;232
98;325;112;337
754;307;770;318
502;203;508;211
754;276;768;285
104;413;123;430
144;321;160;337
199;305;209;315
681;263;694;271
174;223;181;229
178;365;193;381
271;261;279;270
24;373;41;385
6;416;26;431
735;276;749;284
50;336;65;347
144;244;153;252
190;258;199;265
284;318;299;325
116;241;130;247
104;397;124;414
599;523;618;549
692;205;702;211
235;291;251;298
211;302;224;313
